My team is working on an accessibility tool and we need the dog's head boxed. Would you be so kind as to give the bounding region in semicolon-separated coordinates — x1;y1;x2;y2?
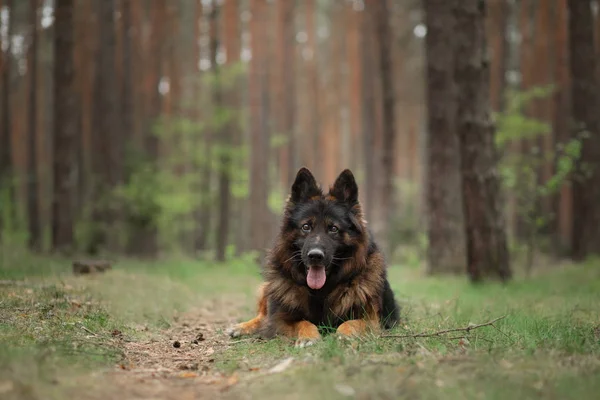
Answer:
282;167;367;290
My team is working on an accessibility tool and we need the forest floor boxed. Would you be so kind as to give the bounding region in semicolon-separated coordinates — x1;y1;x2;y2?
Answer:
1;249;600;400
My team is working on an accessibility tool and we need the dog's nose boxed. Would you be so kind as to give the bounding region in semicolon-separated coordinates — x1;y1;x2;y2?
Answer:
307;249;325;262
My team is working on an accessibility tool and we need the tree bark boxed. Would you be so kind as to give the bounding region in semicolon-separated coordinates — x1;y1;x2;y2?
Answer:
0;0;15;240
249;0;271;254
361;8;377;220
89;0;120;254
424;0;466;275
568;0;600;260
275;0;297;186
52;0;77;252
372;0;395;244
554;0;572;252
27;0;41;250
121;0;134;163
215;1;231;262
486;0;509;112
454;0;511;282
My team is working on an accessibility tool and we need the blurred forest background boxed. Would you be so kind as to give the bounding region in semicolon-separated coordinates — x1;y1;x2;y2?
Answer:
0;0;599;282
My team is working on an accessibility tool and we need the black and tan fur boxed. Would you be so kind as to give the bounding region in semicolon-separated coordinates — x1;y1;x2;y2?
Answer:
227;168;399;346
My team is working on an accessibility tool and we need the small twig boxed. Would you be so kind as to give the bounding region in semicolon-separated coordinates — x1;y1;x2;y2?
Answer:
79;324;98;337
381;315;506;339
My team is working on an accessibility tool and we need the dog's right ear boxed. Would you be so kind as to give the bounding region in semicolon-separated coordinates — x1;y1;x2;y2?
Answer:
290;167;321;202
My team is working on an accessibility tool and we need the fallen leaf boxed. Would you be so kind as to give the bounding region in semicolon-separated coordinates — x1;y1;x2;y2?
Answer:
334;384;355;397
180;372;198;378
268;357;294;374
248;367;260;372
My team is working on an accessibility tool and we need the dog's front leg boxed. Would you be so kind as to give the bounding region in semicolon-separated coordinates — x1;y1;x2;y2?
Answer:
275;319;321;348
336;318;380;337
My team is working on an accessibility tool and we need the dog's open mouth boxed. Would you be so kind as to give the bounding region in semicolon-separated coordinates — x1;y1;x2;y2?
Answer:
306;265;326;289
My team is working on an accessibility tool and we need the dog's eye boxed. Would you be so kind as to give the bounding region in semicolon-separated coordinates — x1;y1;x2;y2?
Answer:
329;226;339;233
301;224;311;232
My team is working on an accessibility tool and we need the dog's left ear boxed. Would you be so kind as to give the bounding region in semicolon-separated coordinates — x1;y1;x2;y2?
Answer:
330;169;359;205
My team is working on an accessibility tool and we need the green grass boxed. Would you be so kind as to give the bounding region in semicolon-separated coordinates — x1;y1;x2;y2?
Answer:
1;248;599;399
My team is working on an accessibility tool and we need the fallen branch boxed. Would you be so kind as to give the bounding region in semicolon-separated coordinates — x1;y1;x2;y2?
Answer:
381;315;506;339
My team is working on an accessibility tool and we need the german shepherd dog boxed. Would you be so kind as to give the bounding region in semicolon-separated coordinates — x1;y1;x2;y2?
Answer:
227;168;399;346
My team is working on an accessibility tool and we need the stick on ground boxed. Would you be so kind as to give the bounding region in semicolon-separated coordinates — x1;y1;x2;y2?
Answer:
381;315;506;339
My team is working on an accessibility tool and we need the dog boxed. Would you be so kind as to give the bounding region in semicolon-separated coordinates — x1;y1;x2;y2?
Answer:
227;167;399;347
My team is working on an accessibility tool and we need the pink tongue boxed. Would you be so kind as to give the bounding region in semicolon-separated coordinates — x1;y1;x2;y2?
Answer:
307;266;326;289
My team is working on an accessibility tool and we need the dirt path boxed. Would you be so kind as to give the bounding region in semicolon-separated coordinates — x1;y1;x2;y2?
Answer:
76;297;251;400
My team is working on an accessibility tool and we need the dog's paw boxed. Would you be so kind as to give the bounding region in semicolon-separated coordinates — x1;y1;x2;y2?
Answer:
226;325;243;338
294;337;318;348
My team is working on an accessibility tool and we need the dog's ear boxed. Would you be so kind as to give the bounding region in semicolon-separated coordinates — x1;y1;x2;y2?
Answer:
330;169;359;205
290;167;321;202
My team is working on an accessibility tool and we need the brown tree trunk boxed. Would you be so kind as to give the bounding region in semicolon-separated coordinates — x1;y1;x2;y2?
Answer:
454;0;511;282
424;0;466;275
0;0;15;240
275;0;296;186
215;0;233;262
304;0;320;174
554;0;572;253
249;0;271;253
121;0;134;163
487;0;509;112
347;5;363;182
568;0;600;260
52;0;77;252
192;0;210;253
532;0;554;237
89;0;120;254
27;0;41;250
361;9;377;220
368;0;396;255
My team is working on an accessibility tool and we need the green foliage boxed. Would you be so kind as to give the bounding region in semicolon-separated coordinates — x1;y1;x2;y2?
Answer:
495;86;582;268
113;62;251;253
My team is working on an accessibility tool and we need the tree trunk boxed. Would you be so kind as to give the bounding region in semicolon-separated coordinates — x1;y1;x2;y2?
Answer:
192;0;210;253
27;0;41;250
0;0;15;240
275;0;297;186
121;0;134;164
52;0;77;252
487;0;509;112
304;0;320;173
554;0;572;253
371;0;396;256
347;4;363;184
454;0;511;282
215;1;230;262
424;0;466;275
89;0;120;254
361;9;377;220
568;0;600;260
249;0;271;254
